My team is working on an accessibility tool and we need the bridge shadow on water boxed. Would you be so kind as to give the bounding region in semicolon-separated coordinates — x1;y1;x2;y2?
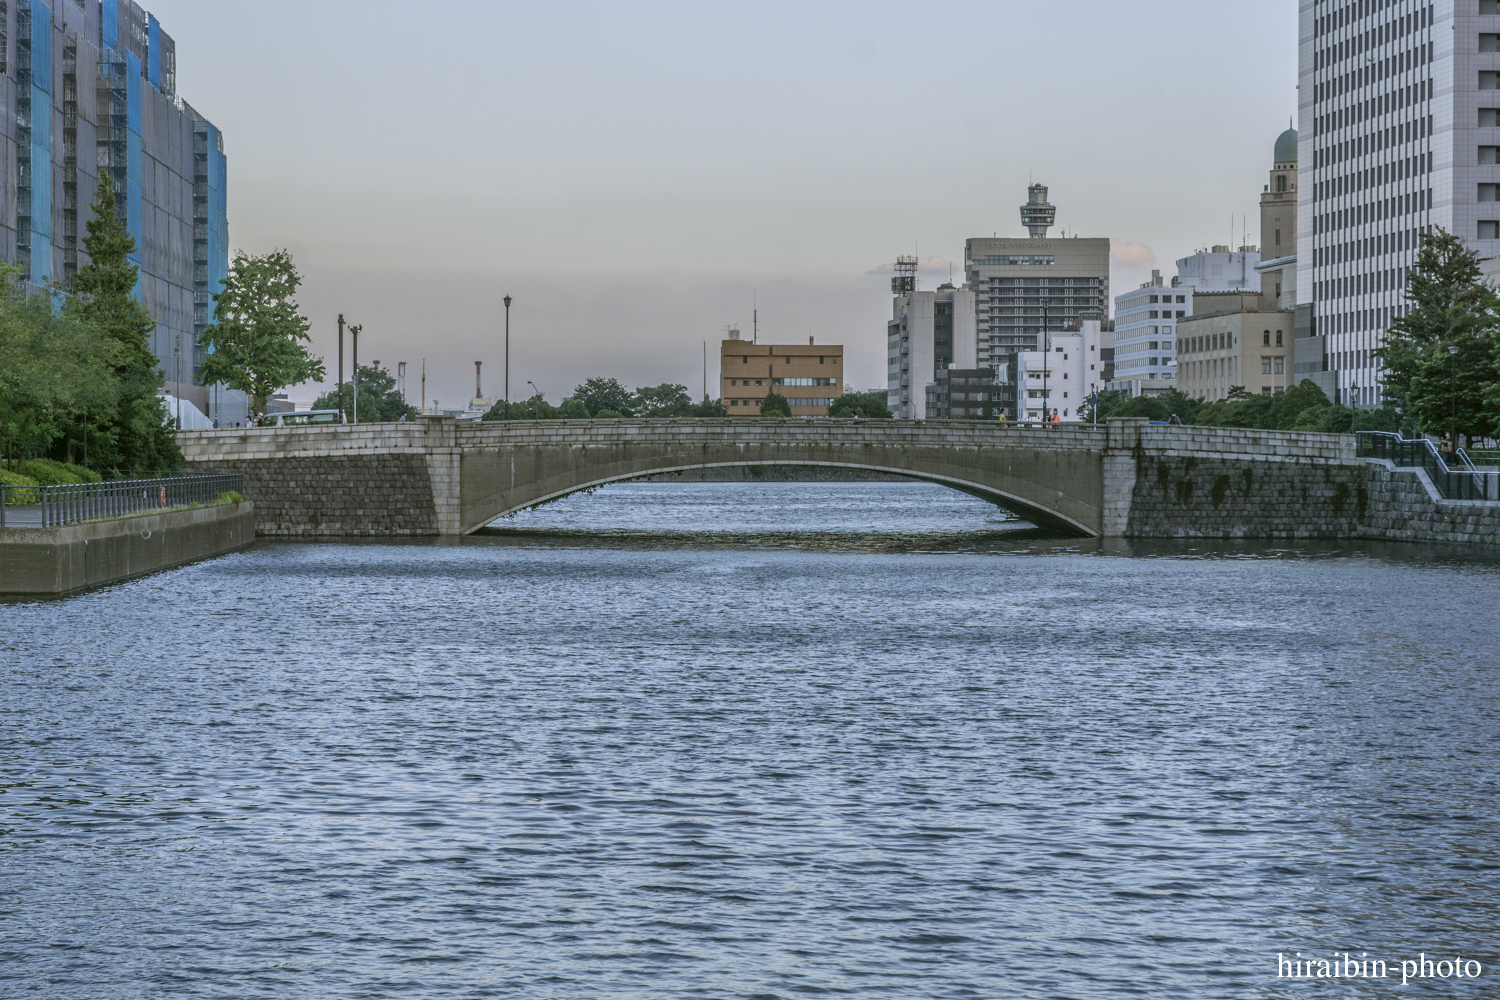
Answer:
460;478;1500;563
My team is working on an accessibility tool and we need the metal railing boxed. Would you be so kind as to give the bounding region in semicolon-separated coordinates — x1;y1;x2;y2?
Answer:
1358;432;1500;502
0;473;244;528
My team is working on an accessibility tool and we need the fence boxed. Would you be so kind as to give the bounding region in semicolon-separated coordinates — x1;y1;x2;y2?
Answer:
1358;432;1500;502
0;473;244;528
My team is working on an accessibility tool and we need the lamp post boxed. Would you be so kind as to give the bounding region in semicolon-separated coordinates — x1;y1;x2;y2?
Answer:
1449;343;1460;449
337;314;346;423
350;324;362;425
1040;306;1050;427
527;380;541;403
504;295;513;420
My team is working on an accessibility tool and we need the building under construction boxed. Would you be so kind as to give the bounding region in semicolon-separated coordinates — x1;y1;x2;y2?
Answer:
0;1;237;423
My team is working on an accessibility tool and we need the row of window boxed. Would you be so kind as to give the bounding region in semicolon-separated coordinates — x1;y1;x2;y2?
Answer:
727;356;837;365
1181;333;1237;355
1315;113;1428;171
1315;50;1430;107
982;278;1100;286
1313;3;1429;44
1317;159;1428;206
1317;189;1427;232
1317;134;1429;176
727;398;836;408
1317;266;1405;304
772;377;837;386
1315;224;1429;268
1145;294;1186;304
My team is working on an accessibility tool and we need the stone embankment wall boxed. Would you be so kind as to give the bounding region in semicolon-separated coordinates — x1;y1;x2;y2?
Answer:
180;422;454;537
0;501;256;595
1107;421;1368;539
1362;462;1500;547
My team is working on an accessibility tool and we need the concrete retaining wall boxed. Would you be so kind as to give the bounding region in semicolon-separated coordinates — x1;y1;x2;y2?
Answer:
1363;462;1500;547
0;501;256;596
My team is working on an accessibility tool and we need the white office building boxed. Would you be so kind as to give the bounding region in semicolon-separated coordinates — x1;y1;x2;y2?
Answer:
886;283;977;419
1112;249;1261;389
1015;320;1109;422
1298;0;1482;408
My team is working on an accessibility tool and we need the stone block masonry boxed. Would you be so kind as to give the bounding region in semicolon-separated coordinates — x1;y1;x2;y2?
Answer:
175;417;1500;547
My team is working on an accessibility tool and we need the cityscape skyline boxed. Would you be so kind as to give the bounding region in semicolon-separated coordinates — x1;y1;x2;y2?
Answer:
136;0;1300;408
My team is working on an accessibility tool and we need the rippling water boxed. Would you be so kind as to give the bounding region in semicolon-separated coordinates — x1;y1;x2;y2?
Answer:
3;483;1499;998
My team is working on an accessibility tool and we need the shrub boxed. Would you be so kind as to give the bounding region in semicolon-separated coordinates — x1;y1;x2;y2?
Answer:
593;409;626;419
217;491;245;505
0;469;42;504
18;459;102;485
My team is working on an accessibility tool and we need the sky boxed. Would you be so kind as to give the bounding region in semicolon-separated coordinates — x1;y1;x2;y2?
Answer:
144;0;1299;406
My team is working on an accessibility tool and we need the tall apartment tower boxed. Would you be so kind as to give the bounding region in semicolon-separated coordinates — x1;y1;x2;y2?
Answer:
1296;0;1472;409
886;283;977;419
965;185;1110;371
0;0;236;423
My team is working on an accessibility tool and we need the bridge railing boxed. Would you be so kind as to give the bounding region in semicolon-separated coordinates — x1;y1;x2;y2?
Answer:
1358;432;1500;502
0;473;245;529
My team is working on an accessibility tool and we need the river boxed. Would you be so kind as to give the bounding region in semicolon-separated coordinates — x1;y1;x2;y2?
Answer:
2;482;1497;998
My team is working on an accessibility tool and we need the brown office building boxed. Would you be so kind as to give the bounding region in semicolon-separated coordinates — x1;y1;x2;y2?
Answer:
722;336;844;416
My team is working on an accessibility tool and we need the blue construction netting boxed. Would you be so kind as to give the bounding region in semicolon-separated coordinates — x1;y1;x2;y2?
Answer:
103;0;118;48
125;50;142;269
30;83;50;284
147;14;159;90
32;1;50;92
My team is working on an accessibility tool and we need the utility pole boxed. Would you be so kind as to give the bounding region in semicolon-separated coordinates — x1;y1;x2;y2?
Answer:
1449;344;1460;452
174;335;181;429
421;359;427;414
1041;306;1050;427
703;341;707;401
350;324;362;425
504;295;512;420
338;314;346;423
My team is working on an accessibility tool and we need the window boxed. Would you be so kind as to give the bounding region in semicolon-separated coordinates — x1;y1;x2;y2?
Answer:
1482;221;1500;240
1483;184;1500;203
1148;341;1159;350
1148;295;1158;303
1175;296;1185;303
1148;310;1159;319
1275;331;1283;347
1484;34;1500;53
1262;357;1273;375
1485;72;1500;90
1486;0;1499;14
1482;109;1500;127
1263;331;1271;346
1483;147;1500;166
1274;358;1285;375
755;380;764;386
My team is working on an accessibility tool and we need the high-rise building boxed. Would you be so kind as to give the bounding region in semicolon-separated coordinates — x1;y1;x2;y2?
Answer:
1;0;236;423
964;185;1110;369
886;282;977;419
1298;0;1456;409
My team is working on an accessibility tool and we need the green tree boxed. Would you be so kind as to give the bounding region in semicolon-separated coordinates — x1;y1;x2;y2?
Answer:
759;391;792;417
313;364;417;422
1379;228;1500;444
689;397;728;417
62;178;180;471
633;383;694;417
198;250;325;418
571;377;635;416
827;389;892;418
557;397;591;419
0;266;120;466
482;393;557;420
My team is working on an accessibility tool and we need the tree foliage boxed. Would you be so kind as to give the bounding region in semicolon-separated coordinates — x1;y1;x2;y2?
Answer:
0;266;121;464
61;178;180;471
1378;228;1500;443
633;383;694;417
570;377;635;417
312;364;417;423
758;391;792;417
198;250;325;418
827;389;892;418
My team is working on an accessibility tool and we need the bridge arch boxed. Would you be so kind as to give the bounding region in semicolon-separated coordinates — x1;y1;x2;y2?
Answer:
469;458;1096;536
455;421;1108;537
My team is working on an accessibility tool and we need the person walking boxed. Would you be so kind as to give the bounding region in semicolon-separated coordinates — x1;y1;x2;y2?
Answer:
1440;434;1455;462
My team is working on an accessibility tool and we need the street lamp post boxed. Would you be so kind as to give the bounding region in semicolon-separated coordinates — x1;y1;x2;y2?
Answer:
1449;343;1460;451
1040;306;1051;427
350;324;362;425
338;314;346;423
504;295;513;421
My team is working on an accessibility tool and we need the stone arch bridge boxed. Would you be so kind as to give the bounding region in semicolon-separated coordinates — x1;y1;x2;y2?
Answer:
178;417;1367;539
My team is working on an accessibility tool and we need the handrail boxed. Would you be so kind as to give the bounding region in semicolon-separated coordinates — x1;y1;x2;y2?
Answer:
1357;432;1500;502
0;473;243;528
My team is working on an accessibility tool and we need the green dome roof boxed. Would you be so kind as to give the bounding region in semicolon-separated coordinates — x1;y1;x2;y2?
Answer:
1274;127;1298;164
